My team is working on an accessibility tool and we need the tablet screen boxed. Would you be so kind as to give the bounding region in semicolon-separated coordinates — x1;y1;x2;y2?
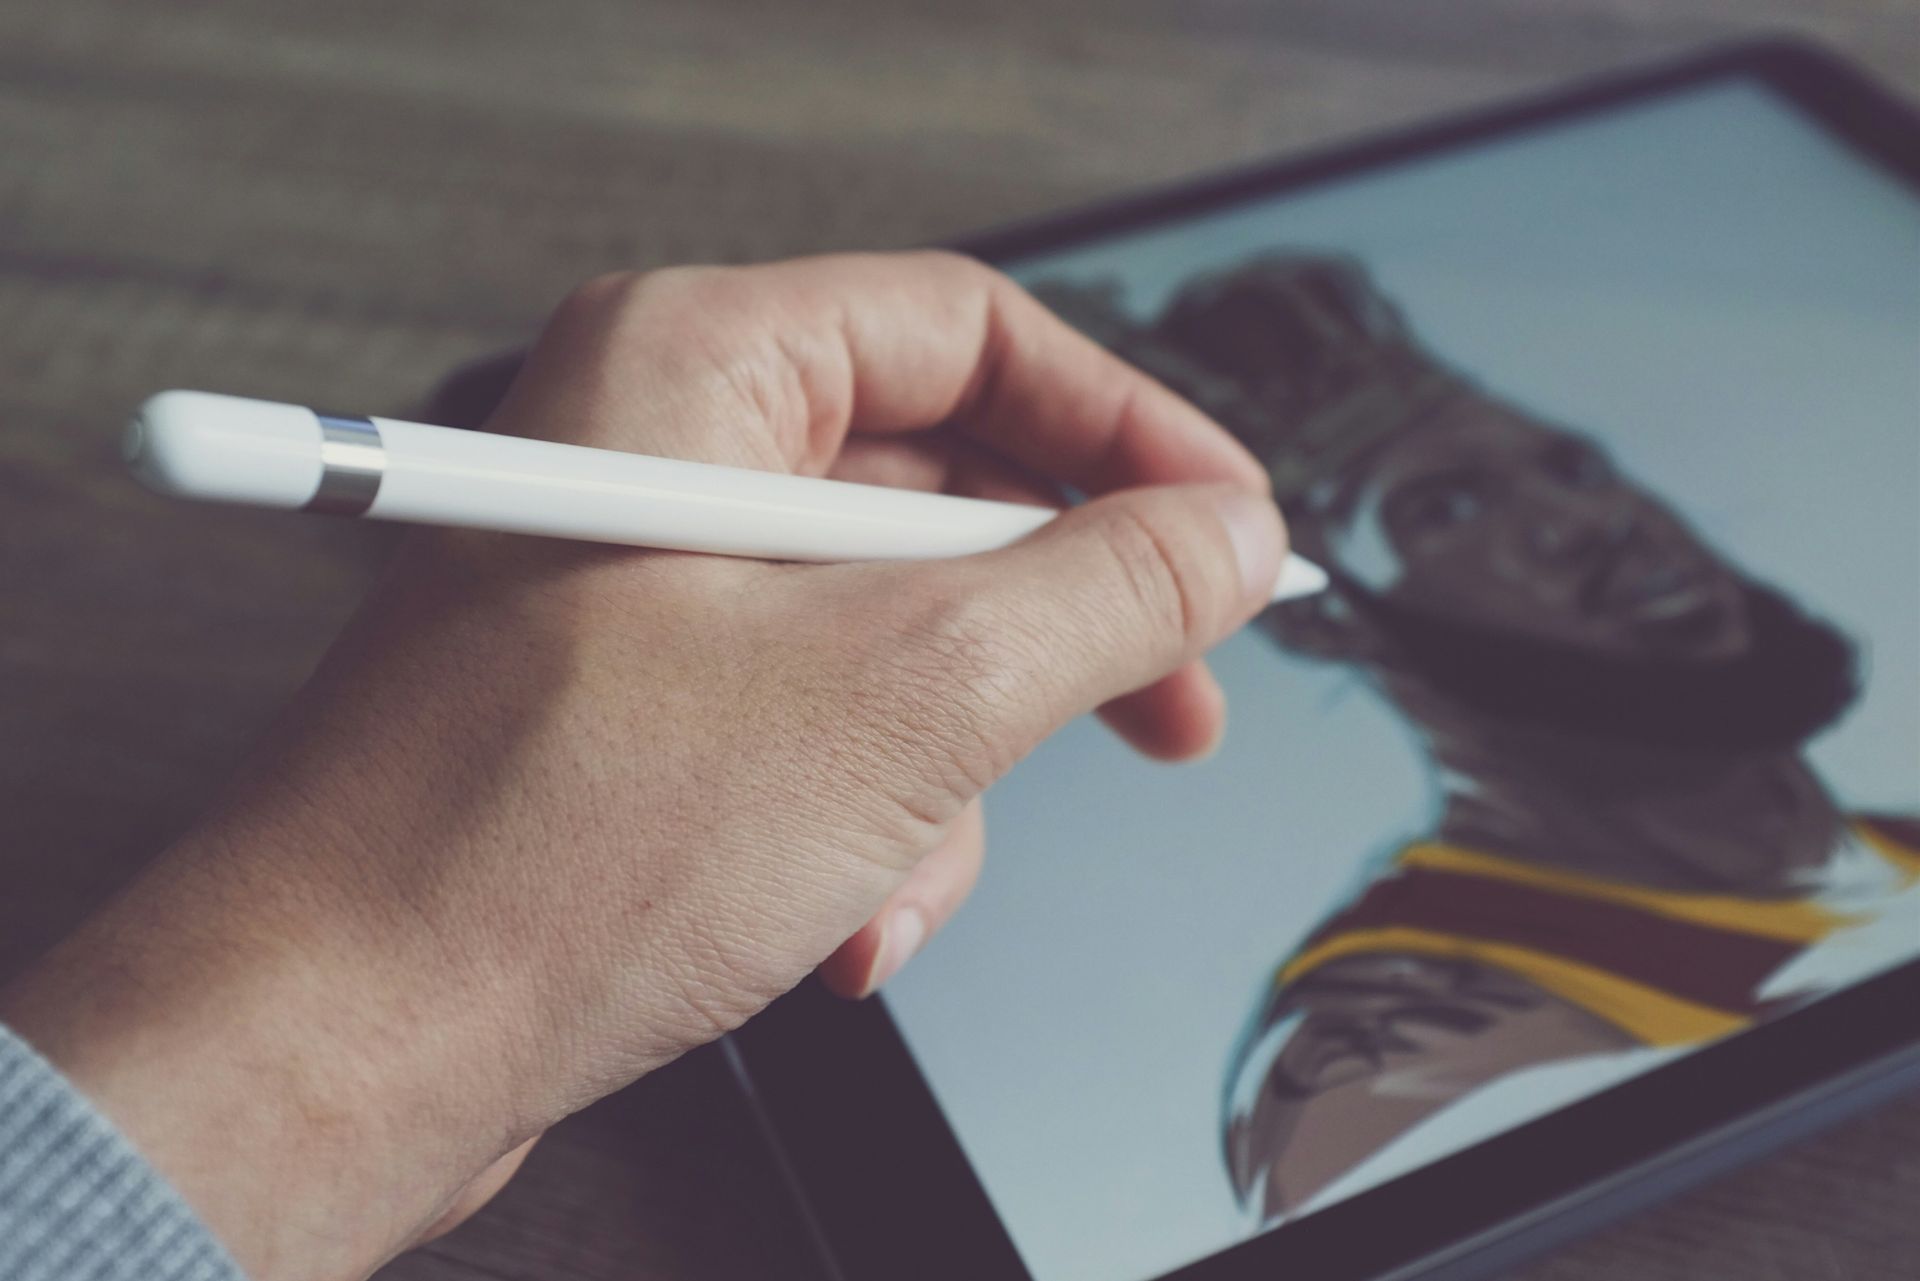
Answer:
880;77;1920;1281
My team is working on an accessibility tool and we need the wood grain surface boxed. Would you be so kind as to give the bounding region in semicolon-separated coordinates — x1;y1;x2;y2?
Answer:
2;3;1916;1278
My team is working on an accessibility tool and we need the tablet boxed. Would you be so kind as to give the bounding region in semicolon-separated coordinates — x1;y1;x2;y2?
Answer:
728;40;1920;1281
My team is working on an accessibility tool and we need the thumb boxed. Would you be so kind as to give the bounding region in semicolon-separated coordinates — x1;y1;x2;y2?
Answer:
874;483;1286;784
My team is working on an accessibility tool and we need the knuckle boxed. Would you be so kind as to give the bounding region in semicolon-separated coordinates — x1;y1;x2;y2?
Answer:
630;263;734;317
553;269;645;326
906;246;990;282
546;264;803;470
906;249;1015;313
1100;503;1205;653
552;265;727;335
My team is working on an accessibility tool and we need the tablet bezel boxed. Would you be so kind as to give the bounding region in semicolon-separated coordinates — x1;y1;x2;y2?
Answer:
726;38;1920;1281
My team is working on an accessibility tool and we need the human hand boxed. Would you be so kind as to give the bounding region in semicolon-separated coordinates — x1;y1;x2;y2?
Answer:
0;251;1285;1279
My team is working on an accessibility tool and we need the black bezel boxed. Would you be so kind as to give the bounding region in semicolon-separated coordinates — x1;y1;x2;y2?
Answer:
727;38;1920;1281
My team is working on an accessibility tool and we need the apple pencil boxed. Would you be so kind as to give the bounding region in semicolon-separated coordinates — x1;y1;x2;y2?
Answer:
123;391;1328;601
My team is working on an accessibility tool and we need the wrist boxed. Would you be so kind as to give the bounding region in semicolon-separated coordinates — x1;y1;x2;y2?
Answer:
0;825;516;1280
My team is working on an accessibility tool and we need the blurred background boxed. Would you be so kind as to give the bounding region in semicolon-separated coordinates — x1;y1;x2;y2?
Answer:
2;4;1917;1280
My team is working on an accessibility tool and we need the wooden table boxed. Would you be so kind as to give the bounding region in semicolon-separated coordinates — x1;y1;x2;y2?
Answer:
3;3;1916;1277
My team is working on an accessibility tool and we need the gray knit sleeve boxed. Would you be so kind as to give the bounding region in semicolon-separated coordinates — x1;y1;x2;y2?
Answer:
0;1023;245;1281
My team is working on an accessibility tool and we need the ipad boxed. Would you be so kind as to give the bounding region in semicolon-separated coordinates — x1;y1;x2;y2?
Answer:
728;40;1920;1281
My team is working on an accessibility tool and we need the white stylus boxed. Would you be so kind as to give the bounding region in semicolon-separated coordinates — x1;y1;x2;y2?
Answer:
123;391;1329;602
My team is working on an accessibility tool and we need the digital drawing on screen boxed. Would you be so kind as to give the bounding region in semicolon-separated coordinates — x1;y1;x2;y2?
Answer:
1037;252;1920;1226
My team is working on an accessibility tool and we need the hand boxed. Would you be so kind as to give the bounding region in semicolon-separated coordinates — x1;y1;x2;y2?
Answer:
0;251;1285;1280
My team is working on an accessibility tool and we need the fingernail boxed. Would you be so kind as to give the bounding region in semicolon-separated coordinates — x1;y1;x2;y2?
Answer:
1213;490;1285;604
864;907;928;996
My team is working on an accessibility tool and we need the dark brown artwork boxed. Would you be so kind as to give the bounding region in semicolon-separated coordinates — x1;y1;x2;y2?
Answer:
1036;255;1920;1223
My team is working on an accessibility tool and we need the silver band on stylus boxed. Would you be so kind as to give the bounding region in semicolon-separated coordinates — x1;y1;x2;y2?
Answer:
305;415;386;516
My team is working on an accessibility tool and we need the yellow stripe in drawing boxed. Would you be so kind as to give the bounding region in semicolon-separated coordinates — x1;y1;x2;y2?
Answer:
1398;843;1845;944
1853;822;1920;878
1277;926;1751;1047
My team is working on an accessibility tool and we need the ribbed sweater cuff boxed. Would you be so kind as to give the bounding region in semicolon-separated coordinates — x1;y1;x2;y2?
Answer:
0;1022;245;1281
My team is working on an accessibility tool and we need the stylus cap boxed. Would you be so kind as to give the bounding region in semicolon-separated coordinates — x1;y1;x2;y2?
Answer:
125;391;322;509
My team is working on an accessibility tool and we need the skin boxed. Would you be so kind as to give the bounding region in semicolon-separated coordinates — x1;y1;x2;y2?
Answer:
1235;392;1852;1217
0;251;1295;1281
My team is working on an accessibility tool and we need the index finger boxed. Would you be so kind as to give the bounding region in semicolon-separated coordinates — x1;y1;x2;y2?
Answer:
734;250;1269;495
